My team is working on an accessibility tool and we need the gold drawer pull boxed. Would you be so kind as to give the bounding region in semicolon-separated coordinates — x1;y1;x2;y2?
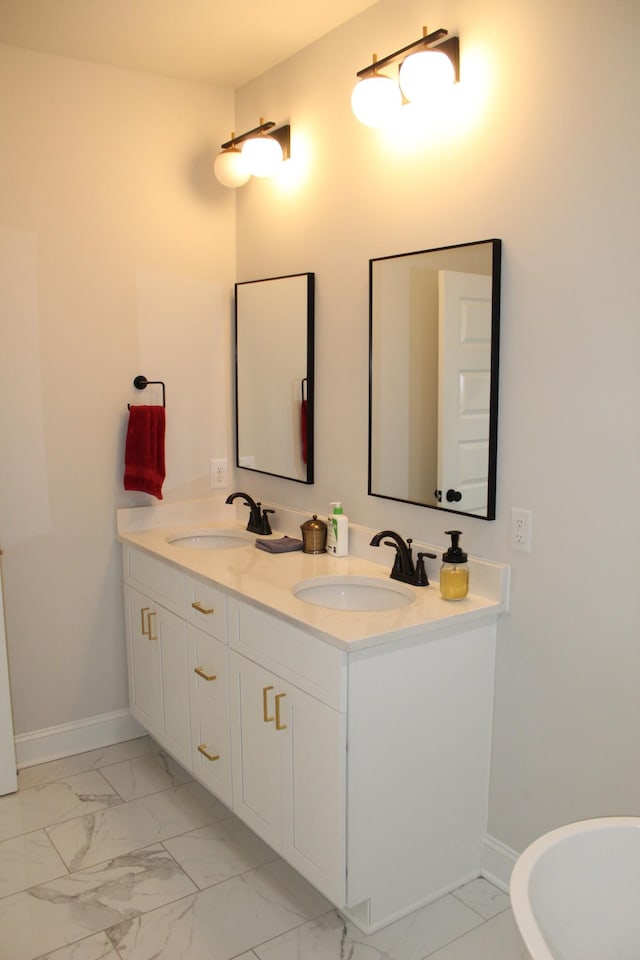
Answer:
275;692;287;731
194;666;217;682
192;601;214;615
147;611;158;641
262;685;274;723
197;744;220;762
140;607;150;636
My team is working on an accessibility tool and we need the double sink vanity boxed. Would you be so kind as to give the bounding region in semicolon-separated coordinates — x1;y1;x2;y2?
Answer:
117;498;509;934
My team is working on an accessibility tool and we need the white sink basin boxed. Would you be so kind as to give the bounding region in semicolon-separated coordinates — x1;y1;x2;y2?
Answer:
293;575;415;612
166;529;255;550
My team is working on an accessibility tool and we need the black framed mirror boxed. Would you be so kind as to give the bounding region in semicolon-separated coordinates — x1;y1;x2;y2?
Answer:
369;240;501;519
235;272;314;484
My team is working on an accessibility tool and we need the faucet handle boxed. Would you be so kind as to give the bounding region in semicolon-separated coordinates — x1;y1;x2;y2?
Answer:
415;552;437;587
260;509;275;535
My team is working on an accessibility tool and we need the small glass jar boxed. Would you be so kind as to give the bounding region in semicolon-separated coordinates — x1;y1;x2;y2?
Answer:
440;562;469;600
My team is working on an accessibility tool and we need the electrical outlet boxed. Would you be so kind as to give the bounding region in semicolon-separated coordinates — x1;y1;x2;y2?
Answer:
210;458;228;489
510;508;533;552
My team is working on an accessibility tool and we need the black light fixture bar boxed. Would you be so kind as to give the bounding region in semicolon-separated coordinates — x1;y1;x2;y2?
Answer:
220;122;291;161
221;121;275;149
269;125;291;159
356;27;459;81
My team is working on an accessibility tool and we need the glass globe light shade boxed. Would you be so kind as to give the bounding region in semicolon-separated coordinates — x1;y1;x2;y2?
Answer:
399;49;455;104
241;134;283;178
214;147;251;188
351;73;402;127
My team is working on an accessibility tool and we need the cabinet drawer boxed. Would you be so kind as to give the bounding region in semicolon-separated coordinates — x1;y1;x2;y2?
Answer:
123;546;184;616
188;625;227;704
228;599;345;711
191;697;231;807
185;576;227;639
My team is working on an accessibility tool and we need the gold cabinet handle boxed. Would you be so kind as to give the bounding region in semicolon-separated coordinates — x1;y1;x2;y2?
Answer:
275;692;287;731
192;601;214;615
140;607;150;636
194;666;216;682
262;685;274;723
197;744;220;762
147;610;158;641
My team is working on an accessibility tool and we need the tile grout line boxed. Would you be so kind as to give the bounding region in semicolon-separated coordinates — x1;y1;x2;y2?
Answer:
245;907;338;958
450;884;512;921
15;737;155;787
159;835;281;892
417;911;503;960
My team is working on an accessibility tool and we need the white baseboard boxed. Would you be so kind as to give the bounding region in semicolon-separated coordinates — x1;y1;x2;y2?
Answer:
15;709;146;769
482;833;519;892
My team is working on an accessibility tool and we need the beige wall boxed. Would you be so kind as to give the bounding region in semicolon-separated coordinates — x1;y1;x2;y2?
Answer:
234;0;640;854
0;46;235;733
2;0;640;860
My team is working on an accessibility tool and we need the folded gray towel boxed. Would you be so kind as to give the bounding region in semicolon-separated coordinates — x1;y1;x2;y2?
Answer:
255;536;303;554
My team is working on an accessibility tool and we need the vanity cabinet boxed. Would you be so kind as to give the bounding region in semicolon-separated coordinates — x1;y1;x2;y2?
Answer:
121;543;498;933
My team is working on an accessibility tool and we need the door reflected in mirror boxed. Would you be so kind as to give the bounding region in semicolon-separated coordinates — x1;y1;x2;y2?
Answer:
369;240;501;519
235;273;314;484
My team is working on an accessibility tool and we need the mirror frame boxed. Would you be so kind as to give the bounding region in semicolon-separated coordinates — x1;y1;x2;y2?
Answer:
368;239;502;520
234;272;315;484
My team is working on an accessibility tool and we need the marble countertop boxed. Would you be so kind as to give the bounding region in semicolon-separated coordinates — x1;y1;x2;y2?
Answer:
118;515;508;652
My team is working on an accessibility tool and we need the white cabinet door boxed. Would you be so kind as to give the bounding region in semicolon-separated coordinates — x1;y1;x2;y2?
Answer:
124;584;191;770
229;649;346;904
282;681;346;906
125;585;161;736
229;651;282;850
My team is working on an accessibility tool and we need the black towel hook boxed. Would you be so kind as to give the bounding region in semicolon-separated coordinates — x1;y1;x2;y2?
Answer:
128;374;166;408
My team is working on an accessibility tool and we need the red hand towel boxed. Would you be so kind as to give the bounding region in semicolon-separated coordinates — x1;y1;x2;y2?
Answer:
124;405;166;499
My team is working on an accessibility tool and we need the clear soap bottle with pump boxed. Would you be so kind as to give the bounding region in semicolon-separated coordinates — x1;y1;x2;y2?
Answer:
440;530;469;600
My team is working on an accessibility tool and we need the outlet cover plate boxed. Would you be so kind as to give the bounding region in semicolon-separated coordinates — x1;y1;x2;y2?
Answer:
210;458;228;489
511;508;533;552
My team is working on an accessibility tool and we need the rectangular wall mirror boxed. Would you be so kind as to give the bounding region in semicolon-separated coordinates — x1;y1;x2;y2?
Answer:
235;272;314;484
369;239;501;519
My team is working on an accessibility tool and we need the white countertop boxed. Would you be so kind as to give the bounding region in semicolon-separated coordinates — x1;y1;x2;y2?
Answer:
118;507;509;651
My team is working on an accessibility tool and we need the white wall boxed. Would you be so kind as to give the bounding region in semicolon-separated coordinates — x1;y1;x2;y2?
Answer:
234;0;640;853
0;46;235;734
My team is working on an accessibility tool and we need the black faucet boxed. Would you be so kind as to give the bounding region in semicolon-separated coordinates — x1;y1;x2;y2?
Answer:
225;492;274;535
369;530;436;587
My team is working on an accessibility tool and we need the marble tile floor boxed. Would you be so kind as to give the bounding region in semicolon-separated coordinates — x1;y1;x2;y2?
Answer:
0;737;529;960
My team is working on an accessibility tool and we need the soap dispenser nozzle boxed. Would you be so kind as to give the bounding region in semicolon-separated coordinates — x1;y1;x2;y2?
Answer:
442;530;467;564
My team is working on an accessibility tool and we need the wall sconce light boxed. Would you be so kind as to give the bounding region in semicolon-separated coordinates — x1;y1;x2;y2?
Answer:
351;27;459;128
214;119;291;188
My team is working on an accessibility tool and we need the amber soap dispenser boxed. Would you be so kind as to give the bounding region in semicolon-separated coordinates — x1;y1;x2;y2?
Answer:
440;530;469;600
